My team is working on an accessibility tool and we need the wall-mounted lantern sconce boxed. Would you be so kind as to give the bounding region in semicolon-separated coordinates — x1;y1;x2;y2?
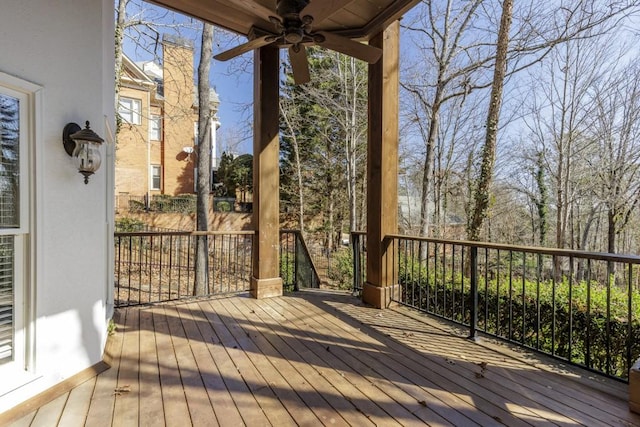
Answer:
62;121;104;184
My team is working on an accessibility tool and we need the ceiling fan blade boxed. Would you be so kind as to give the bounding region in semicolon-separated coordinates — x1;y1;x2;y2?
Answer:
214;35;274;61
316;31;382;64
289;46;311;85
300;0;355;25
233;0;278;23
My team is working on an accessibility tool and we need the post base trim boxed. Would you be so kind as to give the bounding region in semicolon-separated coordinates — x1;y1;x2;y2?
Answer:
362;282;400;309
251;276;283;299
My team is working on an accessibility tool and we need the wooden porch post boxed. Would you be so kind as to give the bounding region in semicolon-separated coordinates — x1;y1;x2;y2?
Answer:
251;45;283;299
363;21;400;309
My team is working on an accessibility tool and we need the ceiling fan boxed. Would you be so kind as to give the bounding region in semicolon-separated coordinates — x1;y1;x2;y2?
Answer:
214;0;383;84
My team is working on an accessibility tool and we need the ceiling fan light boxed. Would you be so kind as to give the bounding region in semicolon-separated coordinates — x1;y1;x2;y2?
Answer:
284;27;304;44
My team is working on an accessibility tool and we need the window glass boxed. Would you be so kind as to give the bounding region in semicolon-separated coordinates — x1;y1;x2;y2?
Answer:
150;115;161;140
151;165;161;190
0;74;31;376
118;97;141;125
0;95;19;229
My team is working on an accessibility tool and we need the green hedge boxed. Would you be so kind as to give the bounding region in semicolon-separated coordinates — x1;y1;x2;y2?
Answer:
397;255;639;379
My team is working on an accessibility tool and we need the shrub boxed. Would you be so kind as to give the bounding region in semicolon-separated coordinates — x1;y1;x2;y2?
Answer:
396;253;640;379
280;253;295;292
328;248;354;290
115;217;145;232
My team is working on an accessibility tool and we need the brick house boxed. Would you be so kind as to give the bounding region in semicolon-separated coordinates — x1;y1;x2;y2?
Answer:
115;35;220;204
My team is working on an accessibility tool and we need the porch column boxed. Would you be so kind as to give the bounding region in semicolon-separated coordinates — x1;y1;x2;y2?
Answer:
251;44;283;299
363;21;400;309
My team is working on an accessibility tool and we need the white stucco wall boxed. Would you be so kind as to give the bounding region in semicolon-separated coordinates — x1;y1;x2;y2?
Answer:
0;0;114;412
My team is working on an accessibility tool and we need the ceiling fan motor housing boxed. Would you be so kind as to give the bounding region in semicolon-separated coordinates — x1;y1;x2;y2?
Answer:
277;0;310;21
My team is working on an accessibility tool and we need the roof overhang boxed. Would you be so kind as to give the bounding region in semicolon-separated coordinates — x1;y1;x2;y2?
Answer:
148;0;420;41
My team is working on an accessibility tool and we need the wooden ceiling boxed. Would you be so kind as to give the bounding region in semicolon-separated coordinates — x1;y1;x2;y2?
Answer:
148;0;420;40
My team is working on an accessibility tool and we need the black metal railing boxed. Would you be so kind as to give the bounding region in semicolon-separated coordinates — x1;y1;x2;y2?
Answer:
114;231;254;307
352;231;366;294
352;232;640;382
280;230;321;292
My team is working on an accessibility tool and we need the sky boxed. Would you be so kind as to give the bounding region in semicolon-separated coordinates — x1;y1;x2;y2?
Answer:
121;1;257;155
120;0;423;157
122;0;640;166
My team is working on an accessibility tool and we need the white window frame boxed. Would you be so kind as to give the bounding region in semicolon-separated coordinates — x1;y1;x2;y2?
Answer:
0;71;38;387
118;97;141;125
149;114;161;140
150;165;161;191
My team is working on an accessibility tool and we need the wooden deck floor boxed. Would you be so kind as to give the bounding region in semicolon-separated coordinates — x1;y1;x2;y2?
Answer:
8;290;640;426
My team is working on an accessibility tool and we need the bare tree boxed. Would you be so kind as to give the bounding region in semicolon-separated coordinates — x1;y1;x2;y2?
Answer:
402;0;640;241
280;49;368;251
522;30;611;251
194;22;214;295
402;0;488;239
280;96;306;234
589;64;640;255
467;0;513;241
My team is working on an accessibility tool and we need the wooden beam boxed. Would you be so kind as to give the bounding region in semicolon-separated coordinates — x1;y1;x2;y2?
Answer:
251;44;283;299
363;20;400;309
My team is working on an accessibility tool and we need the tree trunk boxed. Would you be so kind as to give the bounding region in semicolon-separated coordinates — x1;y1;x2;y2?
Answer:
195;22;214;296
114;0;127;133
279;101;305;236
535;151;548;246
467;0;513;241
346;57;359;235
419;98;439;239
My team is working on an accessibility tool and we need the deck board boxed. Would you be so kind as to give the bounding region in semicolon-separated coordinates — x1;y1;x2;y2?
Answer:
7;290;640;426
29;392;67;427
261;296;452;426
284;295;564;426
163;304;218;426
266;295;531;426
84;310;126;427
226;296;375;427
194;299;273;426
112;307;140;426
202;298;297;427
137;307;165;427
56;377;96;426
216;297;325;426
151;306;192;425
176;303;244;426
314;292;635;426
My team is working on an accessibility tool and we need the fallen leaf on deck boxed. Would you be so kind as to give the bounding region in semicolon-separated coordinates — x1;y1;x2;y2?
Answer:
418;400;428;407
114;385;131;395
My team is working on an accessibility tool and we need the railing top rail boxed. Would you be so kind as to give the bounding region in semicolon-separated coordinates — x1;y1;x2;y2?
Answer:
355;232;640;264
115;230;255;237
280;229;301;235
